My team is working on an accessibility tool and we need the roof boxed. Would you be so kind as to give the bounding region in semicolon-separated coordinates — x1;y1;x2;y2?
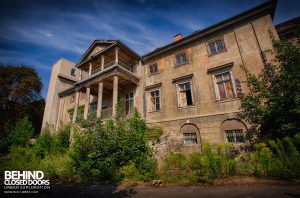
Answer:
275;16;300;37
142;0;277;62
76;40;141;68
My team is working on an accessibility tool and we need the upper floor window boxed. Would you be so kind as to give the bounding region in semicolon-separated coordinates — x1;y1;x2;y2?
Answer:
149;63;158;75
177;81;193;107
71;68;76;77
149;90;160;112
183;133;197;145
175;52;188;66
207;38;226;55
225;129;244;143
125;92;134;115
213;71;236;100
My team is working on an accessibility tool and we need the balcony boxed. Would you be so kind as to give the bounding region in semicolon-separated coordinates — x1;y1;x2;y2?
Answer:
91;59;135;75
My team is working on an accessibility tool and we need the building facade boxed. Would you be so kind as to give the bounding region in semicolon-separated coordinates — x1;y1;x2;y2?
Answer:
43;1;281;152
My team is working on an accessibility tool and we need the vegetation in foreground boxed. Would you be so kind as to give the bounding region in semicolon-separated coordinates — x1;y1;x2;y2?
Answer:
0;113;299;184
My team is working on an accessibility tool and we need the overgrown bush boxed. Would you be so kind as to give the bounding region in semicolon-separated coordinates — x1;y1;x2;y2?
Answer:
8;117;34;146
71;109;157;183
160;143;237;184
251;136;300;180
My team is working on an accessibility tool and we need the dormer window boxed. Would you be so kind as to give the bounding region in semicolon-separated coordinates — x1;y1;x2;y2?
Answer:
71;68;76;77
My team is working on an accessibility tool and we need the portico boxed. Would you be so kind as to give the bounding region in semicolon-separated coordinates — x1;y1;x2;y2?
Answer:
58;40;141;123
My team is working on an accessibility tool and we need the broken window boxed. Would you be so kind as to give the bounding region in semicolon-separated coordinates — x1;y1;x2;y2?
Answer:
175;52;188;66
177;82;193;107
149;63;158;75
214;71;236;100
225;129;244;143
183;133;197;144
125;92;134;115
207;38;226;55
149;90;160;112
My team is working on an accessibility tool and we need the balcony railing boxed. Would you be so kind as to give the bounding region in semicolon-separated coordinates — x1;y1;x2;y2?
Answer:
91;59;135;75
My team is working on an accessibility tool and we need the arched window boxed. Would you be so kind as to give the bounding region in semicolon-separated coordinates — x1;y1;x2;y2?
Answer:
221;119;247;143
180;124;200;145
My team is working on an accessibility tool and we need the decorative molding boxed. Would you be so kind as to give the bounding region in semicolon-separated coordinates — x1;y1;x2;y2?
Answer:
207;62;234;74
172;74;193;83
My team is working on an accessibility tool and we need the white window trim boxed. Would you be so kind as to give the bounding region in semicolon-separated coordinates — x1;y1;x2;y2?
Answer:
147;88;161;113
176;80;194;108
212;70;237;101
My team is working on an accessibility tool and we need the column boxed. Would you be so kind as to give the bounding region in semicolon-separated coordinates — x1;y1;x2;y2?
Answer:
72;91;80;123
96;81;103;118
101;55;104;71
55;97;63;131
112;75;118;117
88;62;92;76
83;86;90;120
115;47;119;64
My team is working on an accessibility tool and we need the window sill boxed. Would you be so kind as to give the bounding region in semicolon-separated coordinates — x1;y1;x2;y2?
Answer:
215;97;240;103
178;105;195;109
174;61;189;68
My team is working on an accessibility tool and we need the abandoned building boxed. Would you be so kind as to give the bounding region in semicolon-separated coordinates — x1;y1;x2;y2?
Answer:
43;1;294;152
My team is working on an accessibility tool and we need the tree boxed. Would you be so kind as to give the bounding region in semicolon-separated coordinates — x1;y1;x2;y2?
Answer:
0;65;44;151
9;117;34;146
239;33;300;139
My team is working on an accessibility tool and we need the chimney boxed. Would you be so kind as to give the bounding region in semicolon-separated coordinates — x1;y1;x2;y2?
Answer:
173;33;183;42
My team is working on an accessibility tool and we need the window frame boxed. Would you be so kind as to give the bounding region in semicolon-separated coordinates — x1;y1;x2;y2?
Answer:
176;80;194;108
183;132;198;145
148;62;159;76
212;70;237;101
174;51;189;67
225;129;244;143
206;37;227;56
125;91;135;115
148;89;161;112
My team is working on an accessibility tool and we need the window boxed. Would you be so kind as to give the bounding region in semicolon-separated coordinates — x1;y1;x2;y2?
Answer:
214;71;236;100
90;102;97;112
125;92;134;115
175;52;188;66
149;63;158;75
102;99;108;109
225;129;244;143
207;38;226;55
177;82;193;107
71;68;76;77
183;133;197;144
149;90;160;112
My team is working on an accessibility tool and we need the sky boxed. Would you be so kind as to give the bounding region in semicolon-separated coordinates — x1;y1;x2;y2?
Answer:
0;0;299;98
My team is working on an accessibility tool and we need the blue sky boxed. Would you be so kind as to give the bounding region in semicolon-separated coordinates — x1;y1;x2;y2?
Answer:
0;0;299;98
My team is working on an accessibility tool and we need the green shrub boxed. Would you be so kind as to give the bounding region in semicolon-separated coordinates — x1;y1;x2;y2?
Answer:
251;138;300;180
9;117;34;146
70;109;156;183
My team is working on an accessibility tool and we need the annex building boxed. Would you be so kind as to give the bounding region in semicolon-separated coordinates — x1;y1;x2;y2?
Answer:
43;1;288;152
